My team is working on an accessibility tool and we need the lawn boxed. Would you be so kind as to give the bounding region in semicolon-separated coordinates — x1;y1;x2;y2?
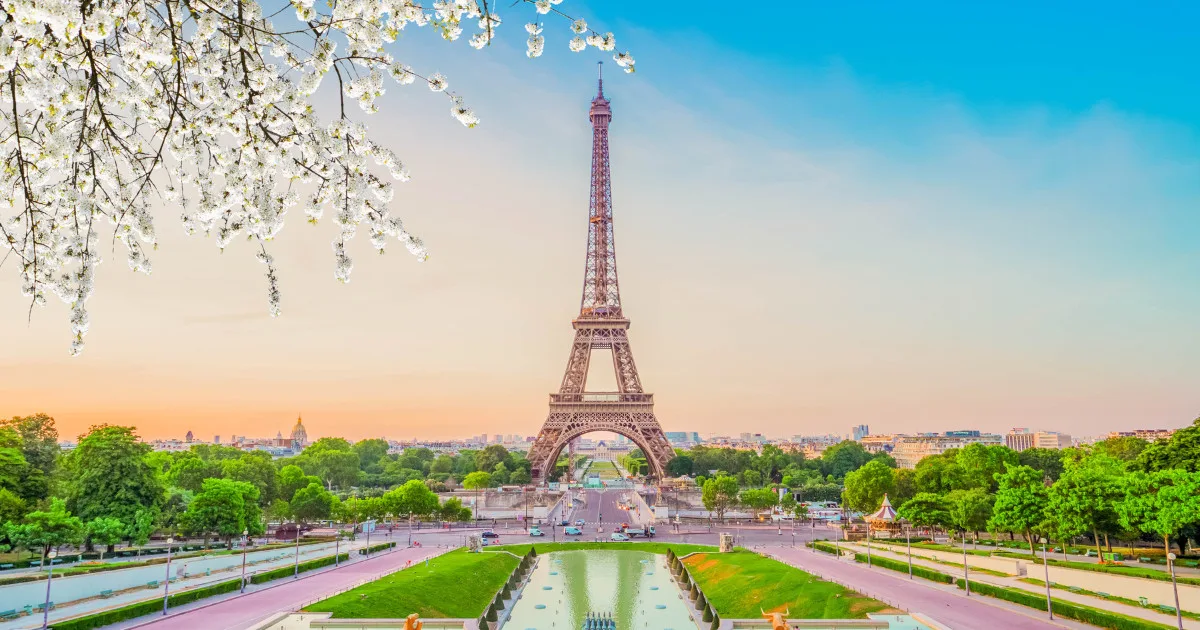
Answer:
490;542;715;556
683;550;894;619
303;549;519;618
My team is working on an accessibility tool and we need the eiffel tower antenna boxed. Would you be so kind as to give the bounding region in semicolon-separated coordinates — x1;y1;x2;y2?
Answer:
528;70;674;485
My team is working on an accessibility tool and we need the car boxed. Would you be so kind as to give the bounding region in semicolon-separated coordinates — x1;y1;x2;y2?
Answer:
481;531;499;539
574;519;586;526
559;520;570;527
564;527;583;535
481;538;492;546
529;528;544;537
610;533;630;542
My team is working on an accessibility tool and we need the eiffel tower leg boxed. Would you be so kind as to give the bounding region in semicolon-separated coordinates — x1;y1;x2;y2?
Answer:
559;328;594;394
609;329;644;394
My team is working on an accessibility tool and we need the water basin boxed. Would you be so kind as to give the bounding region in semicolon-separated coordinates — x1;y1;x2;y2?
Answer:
506;550;693;630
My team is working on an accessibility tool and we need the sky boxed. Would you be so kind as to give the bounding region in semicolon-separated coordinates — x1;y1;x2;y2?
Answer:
3;2;1199;442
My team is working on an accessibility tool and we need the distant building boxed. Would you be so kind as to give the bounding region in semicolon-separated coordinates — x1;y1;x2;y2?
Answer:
214;435;220;444
1034;432;1072;450
595;440;610;459
1106;429;1176;442
1005;429;1034;451
892;432;1003;469
184;430;194;443
852;425;870;441
290;415;309;449
664;431;701;445
860;434;900;453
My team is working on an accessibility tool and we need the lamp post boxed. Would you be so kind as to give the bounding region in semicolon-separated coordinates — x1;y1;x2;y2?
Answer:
866;525;872;568
1040;538;1052;620
40;550;57;630
162;538;175;615
905;524;913;579
961;534;970;596
365;519;372;558
293;523;301;578
1168;553;1183;630
334;530;341;568
239;529;249;593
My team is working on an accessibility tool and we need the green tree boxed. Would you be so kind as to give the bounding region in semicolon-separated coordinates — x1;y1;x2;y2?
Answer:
290;482;335;524
475;445;512;475
222;453;278;504
1;414;58;501
666;455;694;477
1044;454;1125;557
946;488;993;541
431;455;455;475
128;508;158;546
1017;448;1065;482
988;464;1048;555
1117;469;1200;556
298;438;361;490
893;468;917;508
820;441;872;479
778;492;800;519
1136;419;1200;472
913;452;966;494
701;474;739;522
896;492;950;530
842;459;897;513
65;425;163;528
353;439;391;473
167;456;218;493
738;488;778;514
85;517;125;558
384;479;440;519
439;497;473;522
0;488;26;525
954;444;1018;493
0;430;28;496
265;499;292;523
6;498;84;562
277;464;320;501
182;478;263;546
462;471;491;520
1093;436;1149;463
510;469;532;486
741;469;762;488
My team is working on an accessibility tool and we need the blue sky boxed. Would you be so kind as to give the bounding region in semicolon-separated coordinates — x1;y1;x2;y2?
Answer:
4;2;1198;440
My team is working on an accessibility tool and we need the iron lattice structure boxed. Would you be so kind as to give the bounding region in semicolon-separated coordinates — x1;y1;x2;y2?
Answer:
528;66;675;485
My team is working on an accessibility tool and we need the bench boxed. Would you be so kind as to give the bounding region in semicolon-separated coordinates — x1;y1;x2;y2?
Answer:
0;610;19;621
146;580;159;588
1068;587;1083;593
1158;605;1176;614
1139;557;1153;563
33;603;54;612
1085;550;1097;557
29;561;40;567
100;590;114;599
0;563;14;569
1097;592;1110;598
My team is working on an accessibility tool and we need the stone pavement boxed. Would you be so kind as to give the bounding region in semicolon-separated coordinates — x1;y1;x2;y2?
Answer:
764;546;1087;630
124;545;445;630
843;542;1198;629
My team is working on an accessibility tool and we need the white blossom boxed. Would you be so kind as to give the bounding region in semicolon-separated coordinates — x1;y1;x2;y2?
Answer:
0;0;634;354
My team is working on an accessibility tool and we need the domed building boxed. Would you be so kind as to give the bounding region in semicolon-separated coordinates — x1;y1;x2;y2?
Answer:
290;414;309;449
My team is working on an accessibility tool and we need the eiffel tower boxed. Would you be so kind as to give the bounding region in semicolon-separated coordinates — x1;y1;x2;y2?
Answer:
527;65;675;485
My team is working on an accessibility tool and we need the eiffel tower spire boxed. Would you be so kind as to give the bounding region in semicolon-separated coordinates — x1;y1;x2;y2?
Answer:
581;62;620;318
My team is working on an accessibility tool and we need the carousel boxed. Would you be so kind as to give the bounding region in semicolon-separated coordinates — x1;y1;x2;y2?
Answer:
864;494;902;535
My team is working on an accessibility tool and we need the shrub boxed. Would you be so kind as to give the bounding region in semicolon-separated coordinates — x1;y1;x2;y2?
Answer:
250;553;349;583
357;542;396;555
956;581;1173;630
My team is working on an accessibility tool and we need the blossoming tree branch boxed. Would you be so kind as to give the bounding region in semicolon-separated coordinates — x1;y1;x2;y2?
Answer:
0;0;634;354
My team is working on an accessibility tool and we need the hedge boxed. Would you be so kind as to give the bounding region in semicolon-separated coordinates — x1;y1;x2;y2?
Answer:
358;541;397;555
50;579;241;630
810;542;955;584
955;580;1174;630
250;552;350;584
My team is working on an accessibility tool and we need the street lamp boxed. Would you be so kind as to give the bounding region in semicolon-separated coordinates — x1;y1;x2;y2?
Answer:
1040;538;1052;620
240;529;249;593
293;523;301;578
40;550;57;630
365;519;372;558
335;530;342;568
961;533;970;596
866;525;872;568
162;537;175;615
1168;553;1183;630
905;524;913;579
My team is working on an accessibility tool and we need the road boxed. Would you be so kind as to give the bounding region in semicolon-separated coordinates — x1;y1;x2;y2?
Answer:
767;547;1086;629
121;545;443;630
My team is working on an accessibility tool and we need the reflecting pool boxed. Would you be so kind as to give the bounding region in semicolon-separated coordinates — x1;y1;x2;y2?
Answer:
505;550;694;630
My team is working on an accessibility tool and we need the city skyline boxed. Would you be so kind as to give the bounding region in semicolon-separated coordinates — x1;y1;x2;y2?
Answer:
4;4;1199;442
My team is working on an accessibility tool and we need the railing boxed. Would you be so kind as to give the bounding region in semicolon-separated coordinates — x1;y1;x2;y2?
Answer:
549;393;654;404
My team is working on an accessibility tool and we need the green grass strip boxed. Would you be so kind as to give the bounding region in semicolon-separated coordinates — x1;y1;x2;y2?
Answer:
50;578;241;630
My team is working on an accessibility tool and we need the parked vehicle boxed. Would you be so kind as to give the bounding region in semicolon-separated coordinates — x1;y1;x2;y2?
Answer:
610;533;630;542
575;519;586;526
564;527;583;535
529;528;544;537
559;520;570;527
481;531;499;538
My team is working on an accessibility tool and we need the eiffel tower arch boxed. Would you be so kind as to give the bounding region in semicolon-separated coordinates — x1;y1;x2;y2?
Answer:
528;65;674;485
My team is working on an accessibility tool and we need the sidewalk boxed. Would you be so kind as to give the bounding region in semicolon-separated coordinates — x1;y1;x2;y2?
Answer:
843;542;1198;629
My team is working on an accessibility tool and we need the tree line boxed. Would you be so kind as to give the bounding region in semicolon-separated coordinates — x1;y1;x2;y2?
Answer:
0;416;548;558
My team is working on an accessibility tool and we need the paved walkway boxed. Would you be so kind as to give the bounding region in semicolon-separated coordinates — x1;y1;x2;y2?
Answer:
124;545;444;630
844;542;1199;629
765;547;1085;629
